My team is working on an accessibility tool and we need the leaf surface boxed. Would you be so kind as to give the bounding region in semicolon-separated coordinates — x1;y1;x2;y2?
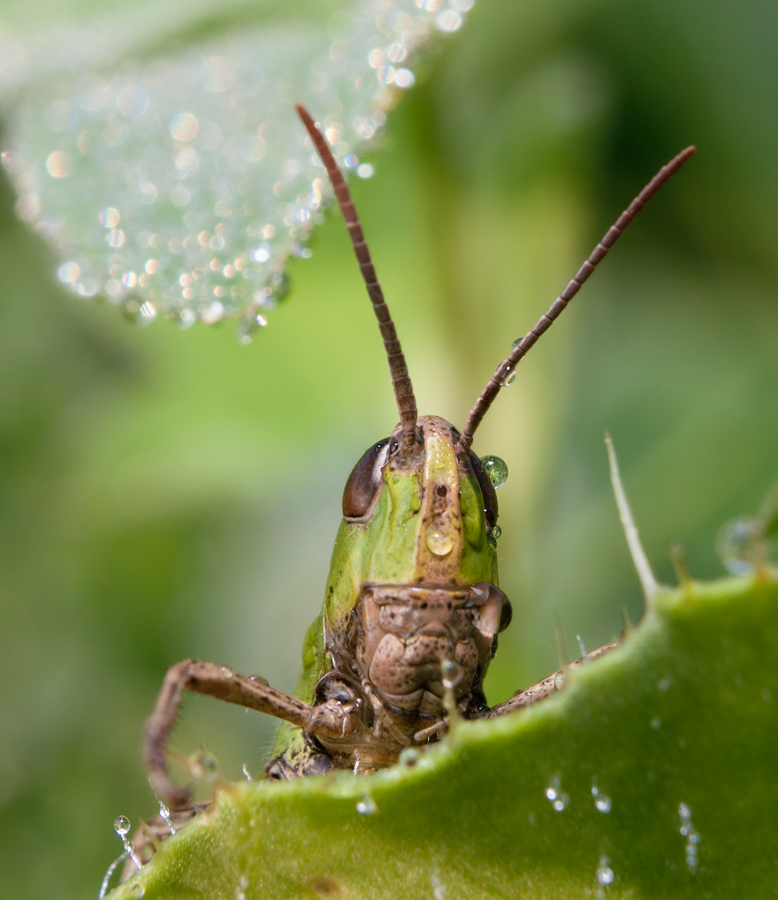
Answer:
108;571;778;899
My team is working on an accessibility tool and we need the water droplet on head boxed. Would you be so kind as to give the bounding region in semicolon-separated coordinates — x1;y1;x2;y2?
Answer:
356;795;378;815
441;659;463;690
113;815;131;837
480;456;508;489
426;530;454;557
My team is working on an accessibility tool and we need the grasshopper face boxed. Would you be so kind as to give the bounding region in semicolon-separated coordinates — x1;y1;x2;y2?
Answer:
321;416;510;736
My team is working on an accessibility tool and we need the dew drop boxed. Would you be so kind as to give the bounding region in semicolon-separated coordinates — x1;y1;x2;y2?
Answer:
113;816;131;837
133;886;145;898
158;800;175;835
595;795;611;813
45;150;71;178
356;795;378;815
480;456;508;489
716;516;765;575
500;369;516;387
99;207;120;228
545;774;568;810
596;862;614;886
441;659;463;690
491;524;502;540
426;530;454;557
399;747;420;767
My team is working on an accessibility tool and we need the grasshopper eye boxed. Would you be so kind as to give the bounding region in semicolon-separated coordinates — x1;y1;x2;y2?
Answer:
469;452;499;530
342;438;393;519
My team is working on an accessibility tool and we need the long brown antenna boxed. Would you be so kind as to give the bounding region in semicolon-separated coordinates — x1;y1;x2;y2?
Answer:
458;145;697;450
296;105;418;448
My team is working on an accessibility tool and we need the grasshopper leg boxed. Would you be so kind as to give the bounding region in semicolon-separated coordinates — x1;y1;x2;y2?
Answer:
488;642;618;717
145;660;362;806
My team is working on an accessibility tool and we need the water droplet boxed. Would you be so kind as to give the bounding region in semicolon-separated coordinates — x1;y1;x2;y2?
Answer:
395;68;415;88
113;814;142;869
57;261;80;283
491;524;502;540
436;9;463;31
269;270;290;301
356;795;378;815
596;862;614;886
158;800;175;835
99;207;121;228
678;802;700;873
716;516;766;574
441;659;463;690
595;794;611;813
133;886;145;898
480;456;508;489
426;530;454;557
45;150;71;178
399;747;420;767
545;774;568;810
500;368;516;387
170;112;199;142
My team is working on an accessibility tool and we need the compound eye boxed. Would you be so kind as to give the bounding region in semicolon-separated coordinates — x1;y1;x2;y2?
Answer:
342;438;392;518
469;451;499;530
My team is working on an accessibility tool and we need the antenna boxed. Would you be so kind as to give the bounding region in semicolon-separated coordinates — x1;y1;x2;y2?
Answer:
296;105;418;448
458;145;697;450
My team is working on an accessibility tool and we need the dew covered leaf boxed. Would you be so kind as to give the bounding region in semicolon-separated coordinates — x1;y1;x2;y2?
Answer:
0;0;472;334
105;571;778;899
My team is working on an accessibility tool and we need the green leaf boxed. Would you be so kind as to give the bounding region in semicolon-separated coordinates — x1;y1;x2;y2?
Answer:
107;570;778;899
0;0;469;332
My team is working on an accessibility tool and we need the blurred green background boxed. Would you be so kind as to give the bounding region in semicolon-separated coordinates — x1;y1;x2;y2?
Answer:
2;1;778;898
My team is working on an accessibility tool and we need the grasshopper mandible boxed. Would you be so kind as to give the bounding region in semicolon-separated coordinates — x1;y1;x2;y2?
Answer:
144;106;695;808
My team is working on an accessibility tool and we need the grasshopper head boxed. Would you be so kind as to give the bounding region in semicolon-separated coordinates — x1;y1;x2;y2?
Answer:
324;416;510;722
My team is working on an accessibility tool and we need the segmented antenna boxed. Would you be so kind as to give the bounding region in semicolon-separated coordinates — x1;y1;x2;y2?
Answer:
296;105;418;448
458;145;697;450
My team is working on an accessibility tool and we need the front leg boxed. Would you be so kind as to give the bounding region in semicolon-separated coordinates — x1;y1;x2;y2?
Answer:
145;660;363;806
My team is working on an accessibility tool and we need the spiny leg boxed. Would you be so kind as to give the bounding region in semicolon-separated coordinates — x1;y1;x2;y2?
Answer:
488;642;617;717
144;660;362;806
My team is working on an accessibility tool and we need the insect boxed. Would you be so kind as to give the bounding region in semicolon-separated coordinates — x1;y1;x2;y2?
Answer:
144;105;695;808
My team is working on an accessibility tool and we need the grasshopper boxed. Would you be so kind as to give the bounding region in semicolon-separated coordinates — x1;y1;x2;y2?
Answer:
144;106;695;808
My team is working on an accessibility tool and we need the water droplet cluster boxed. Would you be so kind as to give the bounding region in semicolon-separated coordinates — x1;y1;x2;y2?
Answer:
545;774;569;811
1;0;476;336
678;802;700;873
